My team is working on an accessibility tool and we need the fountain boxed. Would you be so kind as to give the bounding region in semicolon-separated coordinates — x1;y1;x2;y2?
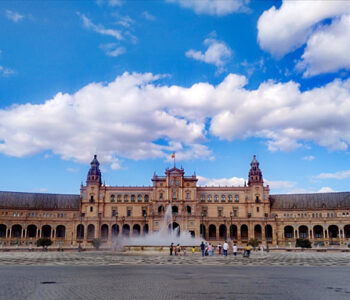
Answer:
118;205;204;252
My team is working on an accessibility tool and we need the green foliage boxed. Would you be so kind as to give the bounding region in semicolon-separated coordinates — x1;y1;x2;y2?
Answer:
247;238;260;249
92;238;102;250
296;238;312;248
36;238;52;249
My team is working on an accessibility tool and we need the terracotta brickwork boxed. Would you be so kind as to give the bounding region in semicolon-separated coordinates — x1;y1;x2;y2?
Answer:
1;155;350;247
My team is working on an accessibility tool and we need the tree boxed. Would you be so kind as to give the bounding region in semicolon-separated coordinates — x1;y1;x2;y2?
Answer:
36;238;52;251
296;238;312;248
248;238;260;249
92;238;102;250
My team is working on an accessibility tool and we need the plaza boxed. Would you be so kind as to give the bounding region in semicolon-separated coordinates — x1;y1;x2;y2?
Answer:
0;251;350;300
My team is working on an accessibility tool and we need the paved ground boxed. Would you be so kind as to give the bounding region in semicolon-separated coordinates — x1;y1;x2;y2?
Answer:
0;251;350;266
0;264;349;300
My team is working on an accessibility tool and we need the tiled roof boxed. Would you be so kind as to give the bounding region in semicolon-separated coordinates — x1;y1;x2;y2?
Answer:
0;191;80;210
270;192;350;210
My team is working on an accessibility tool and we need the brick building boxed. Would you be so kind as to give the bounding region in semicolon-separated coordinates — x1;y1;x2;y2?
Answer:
1;155;350;247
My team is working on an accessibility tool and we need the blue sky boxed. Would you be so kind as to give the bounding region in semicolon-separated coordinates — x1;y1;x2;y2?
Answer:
1;0;350;195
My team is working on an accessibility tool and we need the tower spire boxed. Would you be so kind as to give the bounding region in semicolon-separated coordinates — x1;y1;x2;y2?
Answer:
86;154;102;186
248;155;263;186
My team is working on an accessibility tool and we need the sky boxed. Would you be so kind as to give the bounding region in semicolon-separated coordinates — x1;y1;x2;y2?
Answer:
1;0;350;195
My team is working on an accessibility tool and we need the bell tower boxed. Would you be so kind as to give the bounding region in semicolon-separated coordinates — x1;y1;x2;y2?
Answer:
86;154;102;186
248;155;263;186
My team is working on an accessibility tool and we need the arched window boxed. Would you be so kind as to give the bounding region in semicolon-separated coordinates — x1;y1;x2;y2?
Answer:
234;194;239;202
124;195;128;202
131;195;135;202
137;194;142;202
117;195;122;202
208;195;212;202
214;195;218;202
221;195;226;202
110;194;115;202
186;192;190;199
144;195;149;202
228;195;232;202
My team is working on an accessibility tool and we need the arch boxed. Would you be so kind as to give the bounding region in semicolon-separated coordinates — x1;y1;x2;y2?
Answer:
186;206;192;215
230;224;237;240
111;224;119;239
12;224;22;238
265;224;273;241
329;225;339;238
27;224;37;238
284;226;294;239
133;224;141;236
209;224;216;240
158;205;164;214
200;224;206;239
172;206;178;214
168;222;180;236
241;224;248;241
56;225;66;238
42;225;51;238
143;224;149;235
298;225;308;239
122;224;130;237
144;195;149;202
254;224;262;240
0;224;6;238
101;224;108;241
344;224;350;239
313;225;323;238
219;224;227;239
87;224;95;240
76;224;84;240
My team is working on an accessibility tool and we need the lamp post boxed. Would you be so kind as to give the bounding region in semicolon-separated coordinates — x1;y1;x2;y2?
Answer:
230;212;233;240
201;213;204;239
265;214;269;252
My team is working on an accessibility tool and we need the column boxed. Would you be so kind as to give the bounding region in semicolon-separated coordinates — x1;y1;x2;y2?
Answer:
262;224;266;244
237;224;241;245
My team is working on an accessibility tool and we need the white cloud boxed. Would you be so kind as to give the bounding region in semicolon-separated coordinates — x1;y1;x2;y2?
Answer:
117;16;134;28
296;14;350;77
317;187;336;193
5;10;24;22
0;65;15;77
168;0;248;16
198;175;245;186
186;38;232;70
257;1;350;76
96;0;123;6
142;11;156;21
78;13;123;40
302;155;315;161
1;72;350;167
315;170;350;180
264;179;296;190
67;167;79;173
100;43;126;57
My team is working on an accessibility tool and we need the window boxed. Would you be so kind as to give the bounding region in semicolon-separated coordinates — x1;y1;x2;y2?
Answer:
257;207;260;212
186;192;190;199
131;195;135;202
233;210;238;217
202;207;208;217
201;195;205;202
218;207;223;217
127;208;132;217
228;195;232;203
159;192;163;200
214;195;218;203
142;208;147;217
176;179;180;186
172;189;177;200
221;195;226;203
112;210;117;217
110;194;115;202
235;194;239;202
90;206;93;212
144;195;149;203
90;195;94;203
138;195;142;202
256;196;260;203
208;195;212;202
124;195;128;203
117;195;122;203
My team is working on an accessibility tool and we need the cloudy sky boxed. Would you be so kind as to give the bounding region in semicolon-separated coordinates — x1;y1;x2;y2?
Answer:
1;0;350;194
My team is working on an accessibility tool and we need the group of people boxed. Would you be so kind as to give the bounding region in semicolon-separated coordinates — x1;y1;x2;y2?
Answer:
169;243;189;256
200;241;252;257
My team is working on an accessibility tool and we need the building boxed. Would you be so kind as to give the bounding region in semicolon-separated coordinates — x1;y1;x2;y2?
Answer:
1;155;350;248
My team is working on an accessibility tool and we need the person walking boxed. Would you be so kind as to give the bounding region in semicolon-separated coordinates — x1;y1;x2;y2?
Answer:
177;244;181;256
208;243;213;256
223;240;229;256
200;241;205;257
170;243;174;256
245;244;251;258
233;244;238;256
218;243;222;255
192;246;196;255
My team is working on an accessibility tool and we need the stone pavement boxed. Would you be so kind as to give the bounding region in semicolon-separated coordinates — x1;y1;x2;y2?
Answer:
0;251;350;266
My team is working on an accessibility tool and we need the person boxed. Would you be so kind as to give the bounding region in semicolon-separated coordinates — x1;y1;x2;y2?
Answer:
245;244;251;258
223;240;229;256
192;246;196;254
260;245;264;255
177;244;181;256
218;243;222;255
208;243;213;256
183;246;187;256
200;241;205;257
170;243;173;256
233;243;238;256
174;245;177;256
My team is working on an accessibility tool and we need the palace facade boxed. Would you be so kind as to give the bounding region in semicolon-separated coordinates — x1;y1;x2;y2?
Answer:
1;155;350;248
